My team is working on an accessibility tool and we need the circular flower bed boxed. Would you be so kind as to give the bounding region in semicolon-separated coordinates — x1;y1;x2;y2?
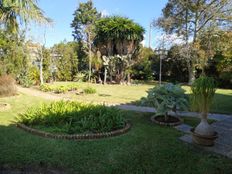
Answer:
150;115;182;126
17;101;130;140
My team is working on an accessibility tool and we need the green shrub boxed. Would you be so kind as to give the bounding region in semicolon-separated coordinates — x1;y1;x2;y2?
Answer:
18;101;126;134
67;84;79;91
18;75;34;88
143;83;188;120
83;86;97;94
73;73;85;82
40;84;79;93
0;75;17;97
40;84;54;92
53;86;68;94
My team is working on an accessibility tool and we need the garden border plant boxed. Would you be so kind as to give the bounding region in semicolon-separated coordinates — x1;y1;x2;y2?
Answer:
16;101;131;140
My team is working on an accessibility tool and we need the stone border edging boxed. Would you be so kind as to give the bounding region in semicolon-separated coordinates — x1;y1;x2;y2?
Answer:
150;115;182;126
17;122;131;140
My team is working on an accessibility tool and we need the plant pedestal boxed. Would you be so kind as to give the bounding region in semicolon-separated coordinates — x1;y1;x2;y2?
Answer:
191;128;218;146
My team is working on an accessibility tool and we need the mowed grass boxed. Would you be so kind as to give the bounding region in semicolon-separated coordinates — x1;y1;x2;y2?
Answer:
47;82;232;114
0;93;232;173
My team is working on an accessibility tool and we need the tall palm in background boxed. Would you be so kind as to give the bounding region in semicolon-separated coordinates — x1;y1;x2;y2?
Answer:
94;16;144;84
0;0;51;33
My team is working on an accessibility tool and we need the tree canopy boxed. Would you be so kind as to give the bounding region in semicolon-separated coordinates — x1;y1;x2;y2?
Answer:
94;16;145;56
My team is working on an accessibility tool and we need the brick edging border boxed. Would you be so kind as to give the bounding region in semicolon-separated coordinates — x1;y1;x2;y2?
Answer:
17;122;131;140
150;115;182;126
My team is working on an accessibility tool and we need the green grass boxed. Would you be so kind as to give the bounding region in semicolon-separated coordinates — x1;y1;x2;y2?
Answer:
0;94;232;173
182;116;215;127
43;82;232;114
183;86;232;114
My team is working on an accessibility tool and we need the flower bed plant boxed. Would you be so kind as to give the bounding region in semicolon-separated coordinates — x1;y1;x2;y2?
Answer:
17;101;127;134
40;84;79;94
143;83;188;124
83;86;97;94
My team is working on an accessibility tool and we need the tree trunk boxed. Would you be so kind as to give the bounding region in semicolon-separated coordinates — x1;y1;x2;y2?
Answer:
188;63;195;85
104;67;107;85
88;31;92;82
127;72;131;85
39;58;43;85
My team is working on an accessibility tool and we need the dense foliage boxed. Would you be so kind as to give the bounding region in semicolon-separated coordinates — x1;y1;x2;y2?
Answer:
51;41;79;81
40;84;79;93
18;101;126;134
94;16;145;84
155;0;232;84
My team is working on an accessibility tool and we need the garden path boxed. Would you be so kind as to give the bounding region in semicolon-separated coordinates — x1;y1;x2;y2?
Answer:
180;117;232;159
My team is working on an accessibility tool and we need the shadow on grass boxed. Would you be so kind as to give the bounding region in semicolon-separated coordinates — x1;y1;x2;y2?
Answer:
0;124;74;174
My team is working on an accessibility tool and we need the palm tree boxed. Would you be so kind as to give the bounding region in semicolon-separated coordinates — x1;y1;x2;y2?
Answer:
94;16;144;84
0;0;51;33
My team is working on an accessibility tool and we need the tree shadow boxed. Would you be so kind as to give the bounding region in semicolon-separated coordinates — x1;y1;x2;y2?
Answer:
0;124;74;174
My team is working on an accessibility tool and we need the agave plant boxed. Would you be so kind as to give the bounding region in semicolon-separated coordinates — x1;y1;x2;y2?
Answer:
145;83;188;121
191;76;216;136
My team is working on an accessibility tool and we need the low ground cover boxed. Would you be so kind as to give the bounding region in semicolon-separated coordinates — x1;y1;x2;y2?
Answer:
18;101;126;134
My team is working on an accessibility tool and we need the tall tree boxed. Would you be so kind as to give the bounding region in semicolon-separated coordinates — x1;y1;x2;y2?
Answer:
155;0;232;84
71;0;100;82
0;0;51;33
94;16;145;84
52;41;78;81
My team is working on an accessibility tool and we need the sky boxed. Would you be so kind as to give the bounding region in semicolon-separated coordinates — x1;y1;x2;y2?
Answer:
27;0;168;48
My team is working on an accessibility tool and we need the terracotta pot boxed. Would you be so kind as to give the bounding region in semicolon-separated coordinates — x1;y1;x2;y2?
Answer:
191;128;218;146
150;115;182;126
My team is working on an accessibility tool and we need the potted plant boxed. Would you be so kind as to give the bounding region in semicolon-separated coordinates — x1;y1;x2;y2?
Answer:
190;76;218;146
144;83;188;126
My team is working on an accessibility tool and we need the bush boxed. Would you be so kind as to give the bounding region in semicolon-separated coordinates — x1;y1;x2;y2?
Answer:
0;75;17;97
67;84;79;91
143;83;188;120
53;85;68;94
73;73;86;82
18;75;34;88
40;84;79;93
83;87;97;94
40;84;54;92
18;101;126;134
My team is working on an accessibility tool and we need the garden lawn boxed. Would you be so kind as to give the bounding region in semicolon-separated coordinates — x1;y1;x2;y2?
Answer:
42;82;232;114
0;93;232;174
